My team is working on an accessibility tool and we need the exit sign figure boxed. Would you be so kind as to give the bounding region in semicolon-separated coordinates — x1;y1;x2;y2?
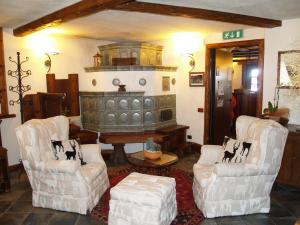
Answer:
223;29;244;40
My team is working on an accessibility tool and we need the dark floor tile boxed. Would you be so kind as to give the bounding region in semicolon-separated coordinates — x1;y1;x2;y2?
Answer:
0;190;24;202
271;216;297;225
272;183;286;192
269;201;293;218
280;184;300;192
0;213;29;225
22;213;53;225
244;218;275;225
280;201;300;217
48;211;78;225
202;218;218;225
17;190;32;202
289;190;300;200
0;201;11;213
8;201;33;213
32;207;57;214
216;216;246;225
76;215;105;225
245;219;275;225
271;191;298;202
241;213;270;220
11;182;30;192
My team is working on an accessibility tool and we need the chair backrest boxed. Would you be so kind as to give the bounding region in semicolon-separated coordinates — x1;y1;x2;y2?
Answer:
15;116;69;169
236;116;288;172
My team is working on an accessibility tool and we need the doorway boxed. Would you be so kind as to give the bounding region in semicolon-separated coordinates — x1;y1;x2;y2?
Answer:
204;39;264;144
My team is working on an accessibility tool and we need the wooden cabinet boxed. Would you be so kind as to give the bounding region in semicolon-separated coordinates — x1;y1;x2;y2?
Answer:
0;27;9;115
277;124;300;187
157;125;190;156
0;146;9;192
0;116;16;192
0;28;16;192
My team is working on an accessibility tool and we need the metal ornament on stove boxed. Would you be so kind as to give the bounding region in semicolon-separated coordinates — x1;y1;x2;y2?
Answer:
139;78;147;86
112;78;120;86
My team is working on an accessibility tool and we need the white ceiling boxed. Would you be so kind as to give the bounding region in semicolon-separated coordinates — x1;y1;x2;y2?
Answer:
1;0;300;41
0;0;80;27
57;10;251;41
139;0;300;20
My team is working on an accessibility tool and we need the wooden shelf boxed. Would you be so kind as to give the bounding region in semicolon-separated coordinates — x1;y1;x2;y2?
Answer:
84;65;178;72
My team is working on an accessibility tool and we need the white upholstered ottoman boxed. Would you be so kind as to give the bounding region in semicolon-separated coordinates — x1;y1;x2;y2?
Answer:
108;172;177;225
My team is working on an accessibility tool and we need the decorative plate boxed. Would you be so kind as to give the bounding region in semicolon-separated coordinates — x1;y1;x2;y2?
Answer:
139;78;147;86
112;78;120;86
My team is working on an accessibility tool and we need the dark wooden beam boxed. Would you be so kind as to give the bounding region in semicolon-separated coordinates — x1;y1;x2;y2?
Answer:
113;1;282;28
13;0;135;36
233;59;258;63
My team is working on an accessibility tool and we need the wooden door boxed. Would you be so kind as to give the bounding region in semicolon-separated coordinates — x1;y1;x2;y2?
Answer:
211;49;233;144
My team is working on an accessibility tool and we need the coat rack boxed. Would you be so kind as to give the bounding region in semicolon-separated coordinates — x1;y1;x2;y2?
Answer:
8;52;31;124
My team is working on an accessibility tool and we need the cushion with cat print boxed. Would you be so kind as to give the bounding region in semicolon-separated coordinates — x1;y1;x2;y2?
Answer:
218;136;252;163
51;139;86;165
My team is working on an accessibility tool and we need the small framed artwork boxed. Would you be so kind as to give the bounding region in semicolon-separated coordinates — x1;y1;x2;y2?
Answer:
189;72;204;87
162;76;170;91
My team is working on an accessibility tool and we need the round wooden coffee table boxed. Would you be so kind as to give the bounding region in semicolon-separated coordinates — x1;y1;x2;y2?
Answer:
127;151;178;168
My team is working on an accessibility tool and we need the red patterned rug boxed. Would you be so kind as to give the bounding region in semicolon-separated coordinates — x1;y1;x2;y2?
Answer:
91;165;204;225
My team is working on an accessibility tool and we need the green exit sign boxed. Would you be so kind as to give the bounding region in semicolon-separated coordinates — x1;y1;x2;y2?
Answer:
223;29;244;40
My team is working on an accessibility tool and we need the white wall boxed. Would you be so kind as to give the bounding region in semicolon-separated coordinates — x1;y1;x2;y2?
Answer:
2;28;105;165
80;70;177;96
157;39;206;145
264;18;300;124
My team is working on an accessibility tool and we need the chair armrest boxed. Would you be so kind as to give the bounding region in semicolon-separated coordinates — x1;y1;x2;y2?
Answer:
214;163;260;177
38;160;81;174
81;144;104;164
197;145;223;165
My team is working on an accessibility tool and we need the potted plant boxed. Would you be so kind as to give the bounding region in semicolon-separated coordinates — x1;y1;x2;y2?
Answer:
263;101;289;126
263;101;278;115
143;138;162;160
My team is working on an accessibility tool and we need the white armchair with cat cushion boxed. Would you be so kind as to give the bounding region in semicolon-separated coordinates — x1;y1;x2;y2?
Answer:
193;116;288;218
15;115;109;214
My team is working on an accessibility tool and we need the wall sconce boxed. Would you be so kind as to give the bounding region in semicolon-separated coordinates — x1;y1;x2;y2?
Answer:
181;53;195;72
44;51;60;73
185;53;195;72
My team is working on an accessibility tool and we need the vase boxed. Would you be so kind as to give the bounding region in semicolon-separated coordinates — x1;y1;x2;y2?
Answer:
118;85;126;92
143;150;162;160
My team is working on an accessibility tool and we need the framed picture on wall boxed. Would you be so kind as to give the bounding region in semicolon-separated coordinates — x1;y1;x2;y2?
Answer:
277;50;300;88
162;76;170;91
189;72;204;87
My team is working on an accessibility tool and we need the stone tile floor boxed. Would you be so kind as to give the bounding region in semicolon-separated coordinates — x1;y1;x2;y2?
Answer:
0;153;299;225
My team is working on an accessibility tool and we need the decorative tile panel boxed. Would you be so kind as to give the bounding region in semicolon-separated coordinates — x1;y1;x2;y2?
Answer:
80;92;176;132
132;98;142;110
118;98;129;110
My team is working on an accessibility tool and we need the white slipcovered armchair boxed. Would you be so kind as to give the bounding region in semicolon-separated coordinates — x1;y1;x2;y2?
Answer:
193;116;288;218
15;115;109;214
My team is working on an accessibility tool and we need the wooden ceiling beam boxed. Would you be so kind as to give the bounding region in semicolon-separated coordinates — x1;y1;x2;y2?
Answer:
13;0;135;36
113;1;282;28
